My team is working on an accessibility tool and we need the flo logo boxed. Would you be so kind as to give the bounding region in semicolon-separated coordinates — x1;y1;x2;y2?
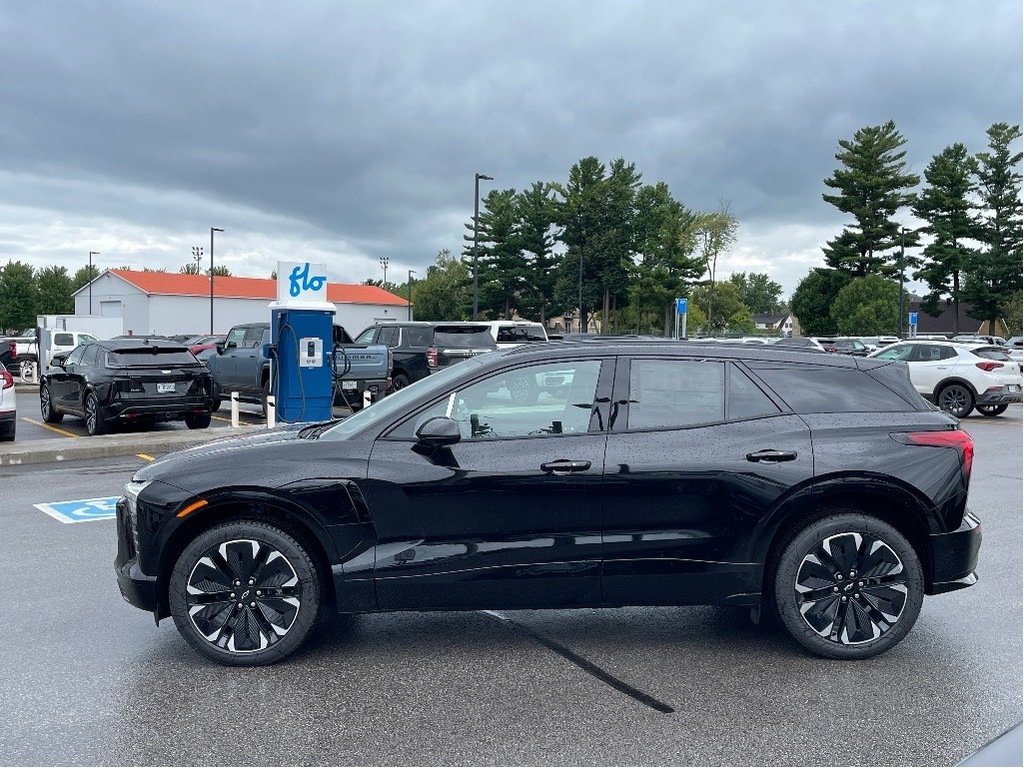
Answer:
288;263;327;297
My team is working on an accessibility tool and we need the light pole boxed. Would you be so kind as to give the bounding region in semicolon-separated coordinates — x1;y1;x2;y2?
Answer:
407;269;415;321
472;172;493;320
192;245;204;274
898;227;906;337
87;251;100;314
578;244;584;333
210;227;223;334
379;256;389;286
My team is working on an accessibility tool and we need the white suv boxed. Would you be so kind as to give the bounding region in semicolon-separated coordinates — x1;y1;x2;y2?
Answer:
481;321;549;349
0;363;16;441
868;340;1022;418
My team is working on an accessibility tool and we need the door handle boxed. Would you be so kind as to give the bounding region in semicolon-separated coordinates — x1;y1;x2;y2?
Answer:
541;460;592;473
746;449;798;463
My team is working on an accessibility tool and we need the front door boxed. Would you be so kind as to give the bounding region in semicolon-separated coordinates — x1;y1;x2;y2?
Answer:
365;358;613;610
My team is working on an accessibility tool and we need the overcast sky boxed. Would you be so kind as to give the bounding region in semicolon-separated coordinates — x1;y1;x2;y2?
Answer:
0;1;1020;299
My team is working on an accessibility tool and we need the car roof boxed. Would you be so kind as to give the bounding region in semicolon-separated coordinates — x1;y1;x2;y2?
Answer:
94;339;189;351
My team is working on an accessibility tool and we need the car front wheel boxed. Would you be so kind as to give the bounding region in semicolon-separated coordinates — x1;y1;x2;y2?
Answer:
937;383;974;418
168;520;323;666
773;512;923;660
40;384;63;423
976;404;1008;417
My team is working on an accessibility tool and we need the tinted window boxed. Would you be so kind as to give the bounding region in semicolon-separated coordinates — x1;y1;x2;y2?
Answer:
627;360;725;429
496;325;547;342
243;326;266;348
434;329;496;348
389;360;602;440
354;328;376;344
378;327;399;347
65;346;87;365
54;333;74;346
972;346;1011;361
728;364;780;420
80;334;97;343
751;364;912;413
403;327;433;347
106;348;198;366
225;327;248;348
911;344;956;362
80;345;99;366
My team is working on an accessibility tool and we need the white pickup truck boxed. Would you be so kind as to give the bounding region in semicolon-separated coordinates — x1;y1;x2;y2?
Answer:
0;328;98;375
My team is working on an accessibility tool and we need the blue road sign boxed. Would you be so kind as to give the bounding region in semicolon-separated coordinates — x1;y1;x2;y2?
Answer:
676;297;688;313
909;312;919;326
34;496;120;525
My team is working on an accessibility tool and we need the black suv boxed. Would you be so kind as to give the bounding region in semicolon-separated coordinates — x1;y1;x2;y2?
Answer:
116;342;979;665
41;339;213;435
355;322;497;390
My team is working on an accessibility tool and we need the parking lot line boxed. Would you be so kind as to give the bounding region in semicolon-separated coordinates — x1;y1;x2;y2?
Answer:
21;416;80;439
136;453;155;462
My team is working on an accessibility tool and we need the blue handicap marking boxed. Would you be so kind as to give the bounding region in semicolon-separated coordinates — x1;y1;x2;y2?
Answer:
34;496;120;525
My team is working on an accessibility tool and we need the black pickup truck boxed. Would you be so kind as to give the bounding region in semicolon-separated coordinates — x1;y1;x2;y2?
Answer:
354;322;496;390
206;322;390;412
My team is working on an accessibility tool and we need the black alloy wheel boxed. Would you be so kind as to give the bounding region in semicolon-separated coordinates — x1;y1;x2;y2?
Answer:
40;384;63;423
84;391;106;436
169;521;322;665
976;404;1008;417
390;373;410;392
773;513;923;659
938;383;974;419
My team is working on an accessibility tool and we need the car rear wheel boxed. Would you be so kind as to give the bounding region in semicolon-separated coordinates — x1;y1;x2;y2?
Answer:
976;404;1008;417
937;383;974;418
773;512;923;660
185;413;212;429
84;391;106;436
40;385;63;423
390;372;410;392
169;520;323;666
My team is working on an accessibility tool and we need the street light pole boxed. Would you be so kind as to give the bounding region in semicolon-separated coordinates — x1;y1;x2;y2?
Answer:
380;256;389;286
407;269;415;320
898;227;906;337
473;172;493;320
210;227;224;334
192;245;204;273
87;251;100;314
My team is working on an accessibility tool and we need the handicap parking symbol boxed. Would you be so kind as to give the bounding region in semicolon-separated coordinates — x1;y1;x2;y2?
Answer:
34;496;120;524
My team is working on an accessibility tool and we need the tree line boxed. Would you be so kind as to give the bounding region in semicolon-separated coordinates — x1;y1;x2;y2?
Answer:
793;120;1022;336
0;261;232;330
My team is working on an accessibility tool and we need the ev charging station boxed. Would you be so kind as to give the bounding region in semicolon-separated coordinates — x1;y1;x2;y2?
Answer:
268;261;335;423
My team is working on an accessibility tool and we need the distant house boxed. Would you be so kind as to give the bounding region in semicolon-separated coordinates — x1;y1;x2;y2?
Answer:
908;296;1008;336
73;269;411;336
752;312;797;336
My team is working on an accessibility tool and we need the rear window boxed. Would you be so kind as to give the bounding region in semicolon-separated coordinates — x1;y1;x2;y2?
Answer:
433;328;496;348
53;333;74;346
496;325;547;342
106;348;198;366
750;364;913;413
972;346;1011;361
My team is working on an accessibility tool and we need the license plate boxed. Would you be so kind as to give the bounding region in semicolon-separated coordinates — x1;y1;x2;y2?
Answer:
157;382;175;393
1009;384;1021;393
342;382;357;391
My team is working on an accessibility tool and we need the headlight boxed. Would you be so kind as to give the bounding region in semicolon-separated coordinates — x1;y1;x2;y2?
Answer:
123;478;154;552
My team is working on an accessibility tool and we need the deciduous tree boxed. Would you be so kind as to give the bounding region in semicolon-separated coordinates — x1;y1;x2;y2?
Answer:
790;268;851;336
829;275;900;335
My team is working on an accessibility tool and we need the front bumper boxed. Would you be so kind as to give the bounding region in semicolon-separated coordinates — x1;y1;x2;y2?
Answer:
976;385;1022;406
928;510;982;594
114;495;159;614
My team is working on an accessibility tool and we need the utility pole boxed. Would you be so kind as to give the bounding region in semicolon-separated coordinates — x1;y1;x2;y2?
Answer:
407;269;415;320
472;172;493;320
898;227;906;337
210;227;224;334
379;256;389;286
87;251;100;314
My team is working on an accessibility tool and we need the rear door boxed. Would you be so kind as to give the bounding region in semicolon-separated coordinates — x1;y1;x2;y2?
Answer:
909;343;957;392
367;356;613;610
601;356;814;606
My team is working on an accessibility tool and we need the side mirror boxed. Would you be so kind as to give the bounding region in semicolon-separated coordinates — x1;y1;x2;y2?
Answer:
415;416;461;447
216;341;228;354
52;353;68;368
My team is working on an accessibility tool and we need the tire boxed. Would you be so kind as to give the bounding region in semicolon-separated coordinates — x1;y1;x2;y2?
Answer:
390;372;410;393
210;394;222;413
508;373;538;405
185;413;212;429
772;512;923;660
84;391;106;436
168;520;323;666
40;385;63;423
0;422;14;442
260;379;270;417
976;404;1008;417
937;383;975;418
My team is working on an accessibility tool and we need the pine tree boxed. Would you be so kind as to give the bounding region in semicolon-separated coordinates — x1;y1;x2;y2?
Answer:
822;120;920;276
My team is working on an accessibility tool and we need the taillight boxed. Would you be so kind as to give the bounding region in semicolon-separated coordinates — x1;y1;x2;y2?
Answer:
1;367;13;389
426;347;439;368
975;361;1004;372
893;430;974;483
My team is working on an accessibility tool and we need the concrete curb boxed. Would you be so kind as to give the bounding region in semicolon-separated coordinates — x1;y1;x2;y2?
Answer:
0;426;261;467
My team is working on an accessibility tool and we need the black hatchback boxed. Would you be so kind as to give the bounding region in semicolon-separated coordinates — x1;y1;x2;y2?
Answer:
41;339;214;435
115;342;980;665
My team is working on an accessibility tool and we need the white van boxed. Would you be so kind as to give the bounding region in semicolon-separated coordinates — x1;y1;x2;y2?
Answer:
481;321;548;349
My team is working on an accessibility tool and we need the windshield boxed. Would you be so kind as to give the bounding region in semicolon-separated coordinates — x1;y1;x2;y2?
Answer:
319;356;485;440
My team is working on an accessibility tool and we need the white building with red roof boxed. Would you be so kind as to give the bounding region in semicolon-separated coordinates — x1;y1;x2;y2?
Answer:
72;269;411;337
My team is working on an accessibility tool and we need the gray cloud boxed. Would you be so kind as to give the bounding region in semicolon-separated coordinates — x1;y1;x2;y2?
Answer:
0;0;1019;295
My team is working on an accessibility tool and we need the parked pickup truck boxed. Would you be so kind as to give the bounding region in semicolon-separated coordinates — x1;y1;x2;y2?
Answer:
206;322;390;413
0;328;99;376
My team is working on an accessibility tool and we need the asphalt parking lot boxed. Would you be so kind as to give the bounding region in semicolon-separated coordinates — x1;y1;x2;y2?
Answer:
0;407;1019;765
